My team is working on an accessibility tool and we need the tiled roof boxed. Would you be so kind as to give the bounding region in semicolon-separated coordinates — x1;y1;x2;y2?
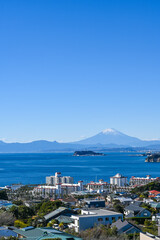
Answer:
111;219;129;230
14;227;82;240
125;204;144;212
44;207;67;220
56;215;73;223
0;227;17;237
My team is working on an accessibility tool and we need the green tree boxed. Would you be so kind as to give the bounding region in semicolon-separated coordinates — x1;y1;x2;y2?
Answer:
0;190;8;200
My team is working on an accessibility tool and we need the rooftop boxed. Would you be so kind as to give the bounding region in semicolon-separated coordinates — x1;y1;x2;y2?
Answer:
125;204;144;212
74;209;122;218
111;173;126;178
44;207;67;221
0;227;17;238
111;219;130;230
14;227;82;240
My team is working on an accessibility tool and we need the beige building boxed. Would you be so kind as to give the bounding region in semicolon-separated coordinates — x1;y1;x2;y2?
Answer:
140;232;160;240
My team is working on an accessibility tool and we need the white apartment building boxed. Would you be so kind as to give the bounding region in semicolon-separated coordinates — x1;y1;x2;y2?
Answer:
32;181;83;198
130;175;160;187
69;209;123;232
46;172;74;185
87;179;109;193
110;173;128;187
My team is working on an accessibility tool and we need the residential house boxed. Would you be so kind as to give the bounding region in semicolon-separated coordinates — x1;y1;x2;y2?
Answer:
43;207;74;223
124;204;151;218
14;226;82;240
0;227;18;238
0;200;14;209
114;197;133;206
111;219;141;234
106;193;118;203
82;199;105;208
55;215;73;224
150;202;160;210
149;190;160;199
62;197;77;207
69;209;123;232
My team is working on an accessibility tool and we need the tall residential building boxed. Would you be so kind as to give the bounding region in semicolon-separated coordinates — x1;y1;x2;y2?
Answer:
110;173;128;187
46;172;74;185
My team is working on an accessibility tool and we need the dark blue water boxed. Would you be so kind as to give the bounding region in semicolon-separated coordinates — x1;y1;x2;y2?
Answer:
0;152;160;186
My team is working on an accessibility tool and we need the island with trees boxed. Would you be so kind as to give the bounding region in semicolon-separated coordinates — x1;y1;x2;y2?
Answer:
73;151;105;156
145;153;160;162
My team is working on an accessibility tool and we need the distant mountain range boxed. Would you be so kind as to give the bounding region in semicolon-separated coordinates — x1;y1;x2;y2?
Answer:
0;128;160;153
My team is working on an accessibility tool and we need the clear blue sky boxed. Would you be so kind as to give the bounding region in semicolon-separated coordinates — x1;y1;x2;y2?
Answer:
0;0;160;142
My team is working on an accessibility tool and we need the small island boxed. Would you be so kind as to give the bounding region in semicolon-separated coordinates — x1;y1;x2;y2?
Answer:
73;151;105;156
145;153;160;162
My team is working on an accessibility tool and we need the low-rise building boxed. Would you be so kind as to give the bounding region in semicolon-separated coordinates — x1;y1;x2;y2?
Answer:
149;202;160;210
13;226;82;240
43;207;73;222
0;200;14;209
87;179;109;193
62;197;78;207
82;199;105;208
106;193;118;203
111;219;141;234
0;227;18;238
69;209;123;232
130;175;160;187
124;203;151;218
113;197;133;205
149;190;160;199
110;173;128;187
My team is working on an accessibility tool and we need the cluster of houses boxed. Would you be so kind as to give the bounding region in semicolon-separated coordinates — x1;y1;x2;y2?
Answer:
1;172;160;240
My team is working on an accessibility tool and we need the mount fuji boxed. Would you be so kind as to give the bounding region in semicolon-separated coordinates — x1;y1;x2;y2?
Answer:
74;128;143;146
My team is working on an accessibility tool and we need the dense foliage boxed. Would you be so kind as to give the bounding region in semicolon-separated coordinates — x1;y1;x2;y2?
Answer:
0;190;8;200
9;205;34;219
35;200;62;216
143;219;158;235
0;211;15;225
79;225;140;240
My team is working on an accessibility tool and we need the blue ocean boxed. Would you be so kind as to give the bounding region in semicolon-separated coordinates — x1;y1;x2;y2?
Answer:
0;152;160;187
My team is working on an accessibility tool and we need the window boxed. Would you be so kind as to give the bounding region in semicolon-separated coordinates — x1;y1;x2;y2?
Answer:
98;218;103;222
112;217;116;221
105;217;109;221
118;216;122;220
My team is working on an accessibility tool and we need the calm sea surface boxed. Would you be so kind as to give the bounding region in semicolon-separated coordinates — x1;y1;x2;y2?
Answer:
0;152;160;186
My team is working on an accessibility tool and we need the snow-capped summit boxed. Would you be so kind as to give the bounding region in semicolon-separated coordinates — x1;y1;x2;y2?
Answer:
102;128;119;134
